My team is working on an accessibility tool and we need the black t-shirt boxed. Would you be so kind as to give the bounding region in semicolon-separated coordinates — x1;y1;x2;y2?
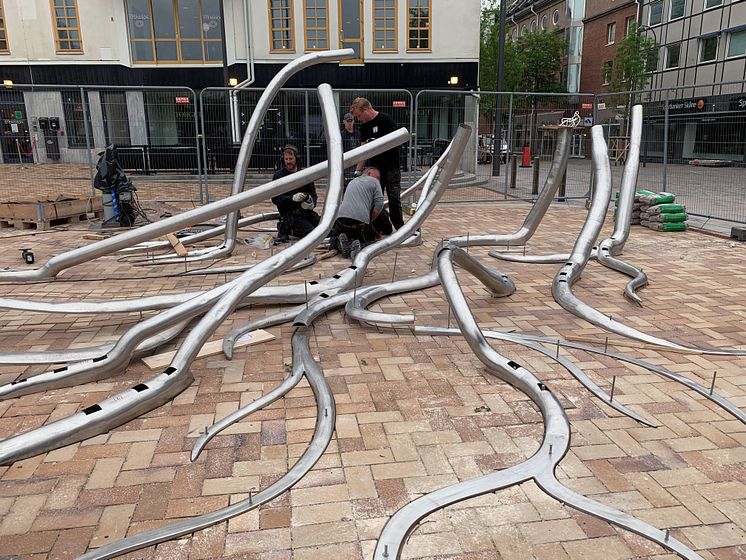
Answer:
271;166;317;215
359;112;400;171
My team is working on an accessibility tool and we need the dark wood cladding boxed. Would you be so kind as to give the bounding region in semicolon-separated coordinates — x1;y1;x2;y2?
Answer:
0;62;478;90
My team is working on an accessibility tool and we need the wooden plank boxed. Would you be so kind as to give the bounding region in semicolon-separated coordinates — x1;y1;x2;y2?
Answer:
165;233;188;257
141;329;275;369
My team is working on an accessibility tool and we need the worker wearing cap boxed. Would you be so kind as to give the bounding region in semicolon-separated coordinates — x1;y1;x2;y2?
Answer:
271;144;320;241
341;112;360;187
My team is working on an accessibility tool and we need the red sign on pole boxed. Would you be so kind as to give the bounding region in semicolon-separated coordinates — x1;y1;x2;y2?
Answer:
581;103;593;109
175;96;190;104
392;101;406;107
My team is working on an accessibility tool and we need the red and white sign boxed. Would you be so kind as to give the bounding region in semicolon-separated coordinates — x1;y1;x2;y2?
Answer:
392;101;406;107
581;103;593;109
597;102;607;110
175;96;190;104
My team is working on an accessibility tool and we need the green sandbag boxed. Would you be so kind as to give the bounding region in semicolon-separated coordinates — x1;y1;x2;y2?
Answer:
648;212;687;223
646;221;687;232
635;189;657;198
646;203;685;214
638;191;676;205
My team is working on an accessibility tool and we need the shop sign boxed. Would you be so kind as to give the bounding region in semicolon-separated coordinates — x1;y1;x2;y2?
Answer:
666;98;706;113
175;96;190;104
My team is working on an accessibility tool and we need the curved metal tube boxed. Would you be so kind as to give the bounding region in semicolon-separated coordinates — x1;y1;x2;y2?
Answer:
449;127;570;249
119;213;280;258
373;246;701;560
78;329;335;560
345;271;439;325
0;319;189;366
552;126;746;356
445;245;516;297
489;250;571;263
171;253;317;277
82;277;354;559
596;105;647;305
0;124;400;284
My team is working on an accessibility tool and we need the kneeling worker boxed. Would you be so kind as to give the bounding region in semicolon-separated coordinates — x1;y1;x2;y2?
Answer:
271;145;320;241
331;167;392;259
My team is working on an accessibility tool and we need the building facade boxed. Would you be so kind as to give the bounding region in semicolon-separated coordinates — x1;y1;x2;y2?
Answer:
0;0;479;165
638;0;746;163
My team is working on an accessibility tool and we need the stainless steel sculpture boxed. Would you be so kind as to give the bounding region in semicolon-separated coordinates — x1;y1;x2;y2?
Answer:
372;245;703;560
552;126;746;356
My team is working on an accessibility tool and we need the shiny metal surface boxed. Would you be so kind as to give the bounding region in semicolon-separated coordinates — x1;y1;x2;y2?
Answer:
0;125;400;284
373;245;702;560
552;127;746;356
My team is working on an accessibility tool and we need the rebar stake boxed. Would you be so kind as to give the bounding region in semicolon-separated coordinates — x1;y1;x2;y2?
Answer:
466;232;470;254
556;339;560;359
665;529;670;541
304;281;309;309
604;336;609;354
710;371;717;395
391;252;398;282
447;305;451;329
610;375;617;402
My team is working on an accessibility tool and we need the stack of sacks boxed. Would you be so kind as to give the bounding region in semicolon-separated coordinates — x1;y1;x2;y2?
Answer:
637;190;687;232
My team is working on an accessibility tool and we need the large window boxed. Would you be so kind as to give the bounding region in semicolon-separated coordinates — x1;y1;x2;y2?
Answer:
304;0;327;50
374;0;397;51
700;35;718;62
727;30;746;58
625;16;636;36
269;0;294;51
602;60;613;85
670;0;685;19
649;1;663;25
665;43;681;68
61;90;90;148
407;0;430;51
607;22;616;44
0;1;8;52
704;0;722;8
51;0;83;52
101;92;131;146
126;0;224;63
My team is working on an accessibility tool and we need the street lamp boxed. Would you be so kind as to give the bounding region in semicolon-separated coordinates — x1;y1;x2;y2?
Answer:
492;0;507;177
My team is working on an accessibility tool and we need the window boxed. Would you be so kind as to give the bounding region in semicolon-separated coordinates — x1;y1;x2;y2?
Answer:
269;0;294;51
602;60;613;84
407;0;430;51
51;0;83;52
646;46;659;71
541;15;547;30
304;0;328;50
101;92;131;146
727;30;746;57
704;0;722;8
521;24;527;35
625;16;636;36
607;22;616;44
665;43;681;67
0;1;8;52
700;35;718;61
649;1;663;25
552;9;559;25
373;0;397;51
61;89;90;148
126;0;224;63
530;19;536;32
670;0;685;19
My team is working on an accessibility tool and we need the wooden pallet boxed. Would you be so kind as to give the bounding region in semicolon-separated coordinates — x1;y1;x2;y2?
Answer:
0;196;103;230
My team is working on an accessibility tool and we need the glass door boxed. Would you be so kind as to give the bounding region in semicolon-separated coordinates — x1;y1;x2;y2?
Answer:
338;0;363;64
0;93;33;164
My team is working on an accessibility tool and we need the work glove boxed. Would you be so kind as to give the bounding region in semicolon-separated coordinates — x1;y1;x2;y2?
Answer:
292;192;307;202
293;192;314;210
353;170;363;178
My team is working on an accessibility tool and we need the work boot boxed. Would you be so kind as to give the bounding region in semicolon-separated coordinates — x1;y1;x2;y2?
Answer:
349;239;362;260
337;233;351;257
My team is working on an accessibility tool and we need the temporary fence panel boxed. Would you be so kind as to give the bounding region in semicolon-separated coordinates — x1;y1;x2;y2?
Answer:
414;90;596;203
0;84;201;204
199;87;413;202
601;80;746;224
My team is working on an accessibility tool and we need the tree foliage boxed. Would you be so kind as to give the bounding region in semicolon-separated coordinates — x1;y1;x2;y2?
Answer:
608;22;657;92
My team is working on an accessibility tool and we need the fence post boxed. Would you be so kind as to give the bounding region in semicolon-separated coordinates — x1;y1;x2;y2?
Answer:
80;86;95;196
304;90;311;167
531;156;540;195
504;93;514;196
509;154;517;189
558;167;566;202
663;88;669;192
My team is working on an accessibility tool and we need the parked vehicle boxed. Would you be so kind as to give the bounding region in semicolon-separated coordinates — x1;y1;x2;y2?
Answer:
478;135;509;164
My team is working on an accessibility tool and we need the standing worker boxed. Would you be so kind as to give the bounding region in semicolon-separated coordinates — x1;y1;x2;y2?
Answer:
271;145;320;242
349;97;404;229
330;167;392;259
341;112;360;187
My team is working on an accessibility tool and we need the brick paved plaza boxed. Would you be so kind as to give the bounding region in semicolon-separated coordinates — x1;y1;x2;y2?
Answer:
0;200;744;559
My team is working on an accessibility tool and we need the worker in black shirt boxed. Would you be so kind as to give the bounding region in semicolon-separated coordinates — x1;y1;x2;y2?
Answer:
349;97;404;229
271;145;320;241
341;112;360;187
